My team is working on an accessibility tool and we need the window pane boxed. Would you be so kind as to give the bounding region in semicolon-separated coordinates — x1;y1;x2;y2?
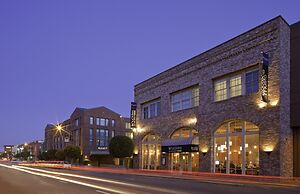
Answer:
245;134;259;175
230;76;242;97
246;70;259;95
215;80;227;101
229;136;243;174
215;137;227;173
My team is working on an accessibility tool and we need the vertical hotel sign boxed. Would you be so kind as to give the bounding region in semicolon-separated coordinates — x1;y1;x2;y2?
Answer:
130;102;137;128
261;52;269;102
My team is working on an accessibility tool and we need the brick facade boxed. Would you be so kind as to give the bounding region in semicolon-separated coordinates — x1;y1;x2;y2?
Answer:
134;16;294;176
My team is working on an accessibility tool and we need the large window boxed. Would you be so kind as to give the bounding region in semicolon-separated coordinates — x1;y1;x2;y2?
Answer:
112;119;116;127
214;68;259;102
96;117;100;125
245;70;259;95
214;120;259;175
96;129;109;149
142;133;161;170
142;100;161;119
171;87;199;112
100;118;109;126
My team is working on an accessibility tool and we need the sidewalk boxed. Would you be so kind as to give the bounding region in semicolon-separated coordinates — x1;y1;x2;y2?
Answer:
71;166;300;188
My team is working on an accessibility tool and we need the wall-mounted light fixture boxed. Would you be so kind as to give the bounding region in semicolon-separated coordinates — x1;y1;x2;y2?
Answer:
263;145;274;156
201;148;208;156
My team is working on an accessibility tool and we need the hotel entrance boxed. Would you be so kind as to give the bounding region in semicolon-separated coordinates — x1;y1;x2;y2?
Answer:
161;128;200;172
170;152;199;171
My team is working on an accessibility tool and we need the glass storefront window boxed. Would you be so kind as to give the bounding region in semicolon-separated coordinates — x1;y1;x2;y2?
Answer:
245;134;259;175
142;133;161;170
214;120;259;175
215;137;227;173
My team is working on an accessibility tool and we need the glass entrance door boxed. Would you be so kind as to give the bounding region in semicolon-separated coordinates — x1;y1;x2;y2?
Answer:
180;153;189;171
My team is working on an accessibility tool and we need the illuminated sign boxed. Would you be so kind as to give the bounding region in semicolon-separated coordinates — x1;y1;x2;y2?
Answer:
261;52;269;102
130;102;137;128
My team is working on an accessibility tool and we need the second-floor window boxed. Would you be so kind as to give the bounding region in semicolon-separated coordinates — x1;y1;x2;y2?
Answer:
112;119;116;127
230;76;242;97
215;80;227;101
245;70;259;95
214;68;259;102
171;87;199;112
100;118;109;126
96;117;100;125
142;100;161;119
89;117;94;125
75;119;79;127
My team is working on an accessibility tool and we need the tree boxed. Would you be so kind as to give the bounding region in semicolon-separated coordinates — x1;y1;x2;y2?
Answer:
46;149;57;160
55;150;65;161
109;136;134;168
64;145;81;164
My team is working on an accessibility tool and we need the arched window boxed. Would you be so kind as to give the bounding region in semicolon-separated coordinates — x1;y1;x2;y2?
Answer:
214;120;259;175
142;133;161;170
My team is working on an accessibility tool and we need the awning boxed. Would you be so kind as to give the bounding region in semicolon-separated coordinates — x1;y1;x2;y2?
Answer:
161;137;199;153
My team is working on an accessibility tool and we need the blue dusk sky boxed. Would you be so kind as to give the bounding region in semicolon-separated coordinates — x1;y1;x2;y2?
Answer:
0;0;299;149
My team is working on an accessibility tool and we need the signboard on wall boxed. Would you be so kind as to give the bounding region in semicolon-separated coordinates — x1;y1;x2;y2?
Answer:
130;102;137;128
261;52;269;102
161;145;199;153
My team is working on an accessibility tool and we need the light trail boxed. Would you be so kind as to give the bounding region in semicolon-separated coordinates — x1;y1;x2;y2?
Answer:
8;164;189;194
0;164;129;194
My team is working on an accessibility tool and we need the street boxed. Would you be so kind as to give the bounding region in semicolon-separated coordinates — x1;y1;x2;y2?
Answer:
0;164;300;194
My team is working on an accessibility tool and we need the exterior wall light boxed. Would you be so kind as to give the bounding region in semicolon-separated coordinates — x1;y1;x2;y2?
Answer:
258;101;268;108
269;100;279;106
201;148;208;156
263;145;274;156
187;117;197;125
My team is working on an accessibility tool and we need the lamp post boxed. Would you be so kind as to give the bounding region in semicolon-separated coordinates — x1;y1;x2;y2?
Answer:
54;123;71;149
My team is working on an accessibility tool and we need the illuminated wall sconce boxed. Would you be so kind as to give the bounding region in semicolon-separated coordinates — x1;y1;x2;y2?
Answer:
269;100;279;107
187;117;197;125
263;145;274;156
257;99;279;108
201;148;208;156
258;101;268;109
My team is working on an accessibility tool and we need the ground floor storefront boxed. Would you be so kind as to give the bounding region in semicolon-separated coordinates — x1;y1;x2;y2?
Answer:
136;119;291;176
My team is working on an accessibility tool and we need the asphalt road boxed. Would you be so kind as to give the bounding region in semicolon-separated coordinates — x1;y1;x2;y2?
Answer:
0;164;300;194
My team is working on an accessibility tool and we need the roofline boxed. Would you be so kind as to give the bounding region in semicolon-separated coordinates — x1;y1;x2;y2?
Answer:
134;15;289;88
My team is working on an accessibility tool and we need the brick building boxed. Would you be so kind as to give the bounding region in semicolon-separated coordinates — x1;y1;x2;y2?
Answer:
133;16;299;176
28;140;44;161
44;106;133;163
